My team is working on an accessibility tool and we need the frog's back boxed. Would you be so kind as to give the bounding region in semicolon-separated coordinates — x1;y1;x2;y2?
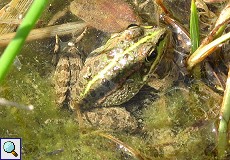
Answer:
73;51;144;110
72;26;167;110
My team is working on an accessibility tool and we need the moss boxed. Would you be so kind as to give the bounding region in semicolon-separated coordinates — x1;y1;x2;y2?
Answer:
0;58;220;159
0;2;223;157
0;42;139;159
141;84;219;159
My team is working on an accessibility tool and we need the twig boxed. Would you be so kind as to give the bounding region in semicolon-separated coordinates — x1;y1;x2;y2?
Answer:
0;22;87;46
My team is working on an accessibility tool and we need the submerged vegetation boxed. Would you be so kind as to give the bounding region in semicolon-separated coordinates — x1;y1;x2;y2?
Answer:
0;63;221;159
0;0;230;159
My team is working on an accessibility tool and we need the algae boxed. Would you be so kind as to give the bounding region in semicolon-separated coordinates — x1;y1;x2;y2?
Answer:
0;1;225;159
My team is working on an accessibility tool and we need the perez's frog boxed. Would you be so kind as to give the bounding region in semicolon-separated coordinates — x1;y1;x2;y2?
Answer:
54;25;168;130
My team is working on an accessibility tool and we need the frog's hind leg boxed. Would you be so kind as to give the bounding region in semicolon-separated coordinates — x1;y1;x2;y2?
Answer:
67;43;85;127
53;35;82;109
54;53;70;107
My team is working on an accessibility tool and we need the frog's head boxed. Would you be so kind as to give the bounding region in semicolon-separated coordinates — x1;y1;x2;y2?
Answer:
128;25;169;82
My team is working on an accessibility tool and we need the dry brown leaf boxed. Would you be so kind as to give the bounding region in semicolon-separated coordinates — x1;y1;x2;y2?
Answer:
70;0;141;33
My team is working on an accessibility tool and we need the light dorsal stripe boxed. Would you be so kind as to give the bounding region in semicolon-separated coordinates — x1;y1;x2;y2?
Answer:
81;28;164;97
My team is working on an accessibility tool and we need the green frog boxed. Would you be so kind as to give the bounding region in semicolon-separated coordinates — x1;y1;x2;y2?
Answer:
54;25;168;130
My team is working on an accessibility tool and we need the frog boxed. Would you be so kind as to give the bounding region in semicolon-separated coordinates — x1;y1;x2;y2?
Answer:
54;25;168;131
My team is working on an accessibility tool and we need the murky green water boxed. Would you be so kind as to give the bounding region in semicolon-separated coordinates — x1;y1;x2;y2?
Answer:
0;0;225;159
0;39;221;160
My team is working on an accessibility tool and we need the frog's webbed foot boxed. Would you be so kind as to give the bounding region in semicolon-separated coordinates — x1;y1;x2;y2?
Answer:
52;35;60;66
52;35;72;66
73;27;88;44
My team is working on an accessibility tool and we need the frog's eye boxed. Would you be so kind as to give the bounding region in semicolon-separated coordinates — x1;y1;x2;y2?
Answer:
146;49;157;62
127;24;139;29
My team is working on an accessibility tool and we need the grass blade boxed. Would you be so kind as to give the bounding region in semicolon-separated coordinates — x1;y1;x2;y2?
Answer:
190;0;200;53
218;66;230;159
0;0;48;83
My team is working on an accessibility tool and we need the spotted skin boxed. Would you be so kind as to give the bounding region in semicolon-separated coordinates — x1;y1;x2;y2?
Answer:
54;45;83;106
55;26;167;111
54;26;168;130
70;26;168;110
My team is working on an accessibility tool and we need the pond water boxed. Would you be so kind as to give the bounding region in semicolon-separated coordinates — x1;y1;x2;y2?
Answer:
0;0;226;159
